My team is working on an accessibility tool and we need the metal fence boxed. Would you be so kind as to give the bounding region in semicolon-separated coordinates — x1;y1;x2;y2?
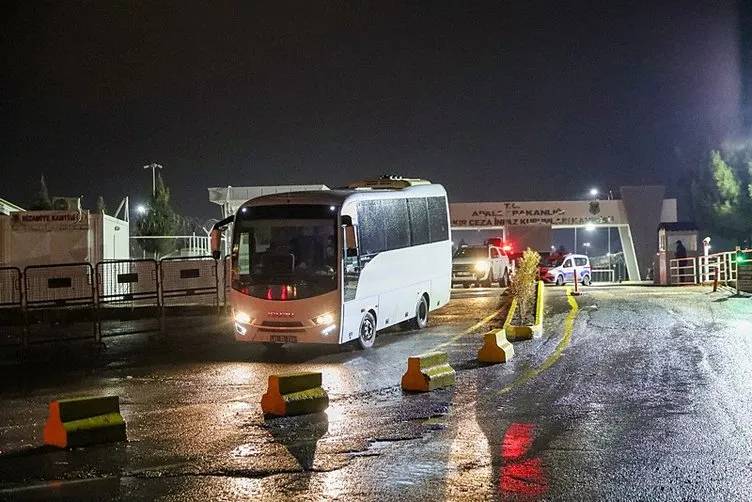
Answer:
669;257;697;285
698;249;752;284
159;256;220;308
590;268;616;283
130;234;210;260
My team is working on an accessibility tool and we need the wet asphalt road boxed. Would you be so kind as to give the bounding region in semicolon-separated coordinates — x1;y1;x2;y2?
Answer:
1;285;752;500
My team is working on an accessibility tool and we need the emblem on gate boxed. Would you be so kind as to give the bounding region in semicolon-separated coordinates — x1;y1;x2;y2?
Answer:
589;200;600;215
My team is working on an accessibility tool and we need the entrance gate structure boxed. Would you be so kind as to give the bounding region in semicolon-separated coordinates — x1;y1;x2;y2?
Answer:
449;186;678;282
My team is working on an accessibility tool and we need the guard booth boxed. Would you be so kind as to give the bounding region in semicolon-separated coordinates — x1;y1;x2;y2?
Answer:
655;222;699;285
0;210;129;267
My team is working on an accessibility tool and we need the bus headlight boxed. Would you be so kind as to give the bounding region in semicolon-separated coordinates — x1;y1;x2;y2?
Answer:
234;310;252;325
312;312;335;326
321;324;337;336
474;261;490;273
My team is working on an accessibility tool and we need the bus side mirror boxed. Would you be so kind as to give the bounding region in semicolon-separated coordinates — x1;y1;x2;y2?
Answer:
209;214;234;260
344;224;358;257
210;228;222;260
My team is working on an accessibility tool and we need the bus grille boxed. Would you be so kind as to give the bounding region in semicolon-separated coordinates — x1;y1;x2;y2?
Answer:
261;321;304;328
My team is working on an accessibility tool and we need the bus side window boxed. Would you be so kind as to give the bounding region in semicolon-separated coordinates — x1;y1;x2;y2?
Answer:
427;196;449;242
408;198;429;246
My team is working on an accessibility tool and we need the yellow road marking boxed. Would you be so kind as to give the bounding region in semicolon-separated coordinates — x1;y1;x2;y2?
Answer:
434;305;506;350
464;308;505;334
498;287;579;395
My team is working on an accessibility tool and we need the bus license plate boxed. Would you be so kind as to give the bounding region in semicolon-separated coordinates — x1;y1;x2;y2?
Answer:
269;335;297;343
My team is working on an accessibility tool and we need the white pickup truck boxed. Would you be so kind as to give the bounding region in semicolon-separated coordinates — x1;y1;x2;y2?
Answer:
451;244;512;288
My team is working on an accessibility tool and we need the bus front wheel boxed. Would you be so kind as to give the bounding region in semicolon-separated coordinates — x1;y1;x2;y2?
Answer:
408;295;429;330
357;311;377;349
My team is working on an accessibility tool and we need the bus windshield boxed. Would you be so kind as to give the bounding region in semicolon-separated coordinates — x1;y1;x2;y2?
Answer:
232;205;338;300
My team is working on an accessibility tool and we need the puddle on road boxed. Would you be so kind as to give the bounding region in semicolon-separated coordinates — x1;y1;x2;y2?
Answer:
231;443;262;457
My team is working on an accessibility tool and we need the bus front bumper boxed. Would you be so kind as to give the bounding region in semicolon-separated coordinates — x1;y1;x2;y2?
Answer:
233;321;340;344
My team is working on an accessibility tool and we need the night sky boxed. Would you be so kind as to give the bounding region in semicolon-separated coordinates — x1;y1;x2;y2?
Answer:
2;1;748;220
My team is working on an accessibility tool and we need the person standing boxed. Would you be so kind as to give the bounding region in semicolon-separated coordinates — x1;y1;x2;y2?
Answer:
675;240;688;283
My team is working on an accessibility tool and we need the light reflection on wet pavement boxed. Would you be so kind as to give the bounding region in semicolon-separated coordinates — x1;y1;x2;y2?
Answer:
1;286;752;500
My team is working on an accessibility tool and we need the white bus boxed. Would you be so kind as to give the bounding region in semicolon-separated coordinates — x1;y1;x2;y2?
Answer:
211;177;452;349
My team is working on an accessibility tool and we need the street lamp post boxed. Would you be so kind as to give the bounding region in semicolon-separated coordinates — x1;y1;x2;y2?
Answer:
143;163;163;196
574;227;577;254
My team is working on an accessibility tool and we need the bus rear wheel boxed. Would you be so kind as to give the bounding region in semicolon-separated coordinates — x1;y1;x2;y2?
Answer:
357;311;377;349
408;295;429;330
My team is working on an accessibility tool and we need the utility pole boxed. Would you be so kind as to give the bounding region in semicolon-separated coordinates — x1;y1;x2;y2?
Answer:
143;163;163;196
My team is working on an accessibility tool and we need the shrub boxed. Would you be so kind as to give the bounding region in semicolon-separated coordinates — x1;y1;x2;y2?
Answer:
509;248;541;324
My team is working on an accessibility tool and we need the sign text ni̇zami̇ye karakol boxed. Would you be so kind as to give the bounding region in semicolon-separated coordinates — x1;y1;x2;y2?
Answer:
10;211;89;231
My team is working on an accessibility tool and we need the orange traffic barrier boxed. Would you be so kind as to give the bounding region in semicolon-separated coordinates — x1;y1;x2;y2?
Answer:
43;396;127;448
478;329;515;364
261;372;329;417
401;351;455;392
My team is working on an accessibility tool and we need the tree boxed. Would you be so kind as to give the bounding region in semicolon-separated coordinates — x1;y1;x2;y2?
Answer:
692;149;752;245
29;174;52;210
95;195;107;214
136;174;181;256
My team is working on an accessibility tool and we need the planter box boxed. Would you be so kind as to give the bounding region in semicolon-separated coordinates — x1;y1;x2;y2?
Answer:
504;280;544;341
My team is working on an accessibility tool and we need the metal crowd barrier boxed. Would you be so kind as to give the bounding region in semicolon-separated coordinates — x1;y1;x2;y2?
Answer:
23;263;97;344
24;263;96;308
97;259;160;306
0;267;24;347
159;256;220;309
0;258;232;349
96;259;162;340
0;267;23;308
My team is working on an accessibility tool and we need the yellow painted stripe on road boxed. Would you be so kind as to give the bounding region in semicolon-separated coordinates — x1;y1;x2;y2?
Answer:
498;287;579;395
434;305;507;350
464;307;505;335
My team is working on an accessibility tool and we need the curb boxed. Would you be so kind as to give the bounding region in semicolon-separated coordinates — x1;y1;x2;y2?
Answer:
504;280;544;341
